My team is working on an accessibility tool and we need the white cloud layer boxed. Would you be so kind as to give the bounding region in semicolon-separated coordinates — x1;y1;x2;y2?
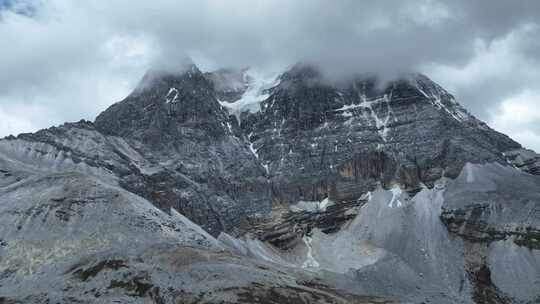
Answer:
0;0;539;150
491;91;540;152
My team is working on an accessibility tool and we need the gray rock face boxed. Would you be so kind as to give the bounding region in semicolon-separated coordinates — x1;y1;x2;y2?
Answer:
238;64;520;206
253;198;367;250
2;63;522;237
205;67;250;102
94;66;271;236
1;61;539;303
440;163;540;248
504;148;540;175
211;64;539;303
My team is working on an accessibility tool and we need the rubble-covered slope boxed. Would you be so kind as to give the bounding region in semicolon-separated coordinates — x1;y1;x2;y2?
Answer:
222;163;540;304
0;152;392;304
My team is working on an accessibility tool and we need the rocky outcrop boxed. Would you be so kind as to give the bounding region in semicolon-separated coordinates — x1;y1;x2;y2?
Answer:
504;148;540;175
463;243;512;304
438;163;540;303
253;199;367;250
441;205;540;250
440;163;540;250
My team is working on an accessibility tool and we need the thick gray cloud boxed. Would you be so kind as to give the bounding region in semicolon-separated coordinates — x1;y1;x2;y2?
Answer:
0;0;539;150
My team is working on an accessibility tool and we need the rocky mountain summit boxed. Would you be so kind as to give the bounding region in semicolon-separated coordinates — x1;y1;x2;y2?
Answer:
0;62;539;304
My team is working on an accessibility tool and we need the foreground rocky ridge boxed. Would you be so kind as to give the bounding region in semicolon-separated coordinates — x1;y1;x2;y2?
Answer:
0;62;539;303
0;144;392;303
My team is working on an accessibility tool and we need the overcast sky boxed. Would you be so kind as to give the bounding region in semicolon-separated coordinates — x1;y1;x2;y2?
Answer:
1;0;539;151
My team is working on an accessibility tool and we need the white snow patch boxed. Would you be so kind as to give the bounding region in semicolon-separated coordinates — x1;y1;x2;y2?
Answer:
247;132;260;159
340;111;353;118
360;191;373;201
302;236;320;269
290;197;334;213
225;121;233;134
219;70;280;123
165;88;179;104
319;197;332;211
335;94;392;141
249;142;259;159
370;105;391;141
388;185;403;208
